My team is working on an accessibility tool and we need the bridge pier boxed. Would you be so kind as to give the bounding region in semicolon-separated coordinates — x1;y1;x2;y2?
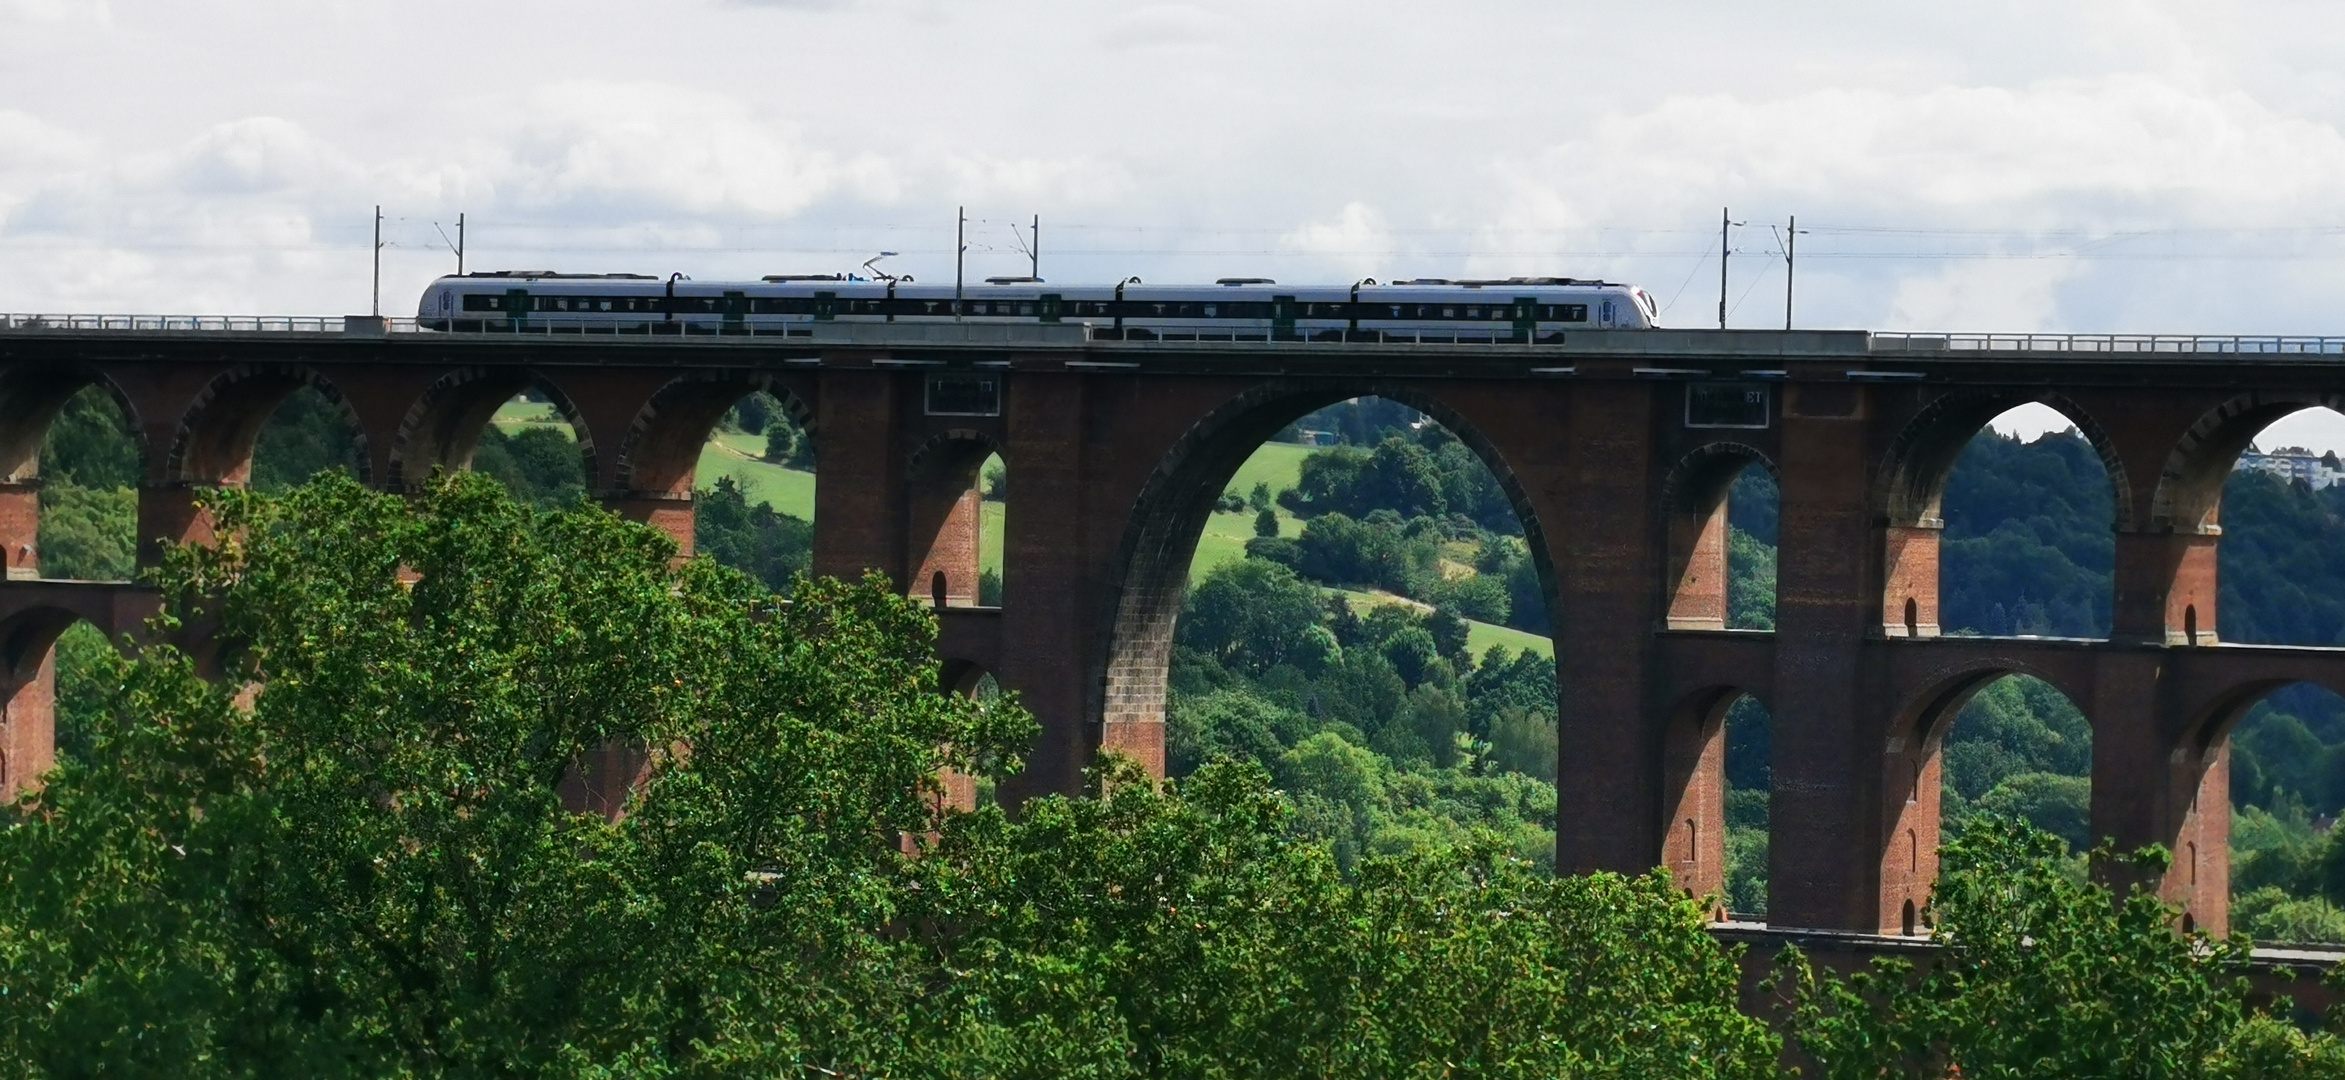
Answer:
1553;375;1670;877
1769;381;1901;932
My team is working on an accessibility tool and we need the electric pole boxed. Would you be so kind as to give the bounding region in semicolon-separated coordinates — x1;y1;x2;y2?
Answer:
1031;213;1040;279
955;206;966;319
1773;215;1808;330
436;213;467;276
1784;214;1794;330
371;205;383;317
1718;208;1743;330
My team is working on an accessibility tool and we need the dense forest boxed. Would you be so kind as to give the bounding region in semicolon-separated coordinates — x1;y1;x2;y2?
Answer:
26;386;2345;937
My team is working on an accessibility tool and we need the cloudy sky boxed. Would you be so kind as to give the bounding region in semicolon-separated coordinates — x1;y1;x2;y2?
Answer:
6;1;2345;442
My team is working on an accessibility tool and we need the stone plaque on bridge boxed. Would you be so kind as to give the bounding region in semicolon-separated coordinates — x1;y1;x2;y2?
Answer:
1684;383;1771;429
924;373;1002;417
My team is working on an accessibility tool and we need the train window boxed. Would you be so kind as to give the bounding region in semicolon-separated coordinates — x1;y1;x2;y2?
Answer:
1019;302;1035;316
1443;307;1456;318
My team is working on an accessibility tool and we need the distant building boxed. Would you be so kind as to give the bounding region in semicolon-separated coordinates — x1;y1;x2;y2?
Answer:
2235;445;2345;490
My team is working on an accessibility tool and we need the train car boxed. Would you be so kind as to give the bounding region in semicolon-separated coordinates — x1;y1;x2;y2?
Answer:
415;272;1660;339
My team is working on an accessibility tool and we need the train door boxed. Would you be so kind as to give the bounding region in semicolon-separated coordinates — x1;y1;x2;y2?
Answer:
1510;296;1537;341
1271;295;1297;341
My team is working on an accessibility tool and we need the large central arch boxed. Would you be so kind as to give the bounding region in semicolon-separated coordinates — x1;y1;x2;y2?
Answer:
1094;379;1562;772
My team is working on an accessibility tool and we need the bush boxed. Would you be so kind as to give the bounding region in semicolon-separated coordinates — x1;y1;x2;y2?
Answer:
2233;885;2345;944
1429;572;1509;624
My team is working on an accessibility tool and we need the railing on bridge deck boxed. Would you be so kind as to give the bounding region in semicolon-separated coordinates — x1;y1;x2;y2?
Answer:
1871;332;2345;355
0;313;365;333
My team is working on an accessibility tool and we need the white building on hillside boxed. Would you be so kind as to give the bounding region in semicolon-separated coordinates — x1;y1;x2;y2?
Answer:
2236;446;2345;490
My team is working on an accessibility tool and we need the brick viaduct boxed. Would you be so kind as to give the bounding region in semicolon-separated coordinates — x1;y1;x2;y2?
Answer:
2;318;2343;937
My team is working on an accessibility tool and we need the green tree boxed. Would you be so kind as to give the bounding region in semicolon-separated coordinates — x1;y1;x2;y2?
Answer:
1784;819;2341;1078
0;473;1031;1075
915;758;1778;1079
692;474;812;591
34;484;135;581
249;385;363;492
38;385;139;490
471;425;588;506
1176;557;1338;678
1252;506;1279;538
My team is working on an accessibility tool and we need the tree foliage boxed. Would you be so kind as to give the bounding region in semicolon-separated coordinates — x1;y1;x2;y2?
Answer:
0;474;1793;1076
1784;819;2345;1078
692;474;812;592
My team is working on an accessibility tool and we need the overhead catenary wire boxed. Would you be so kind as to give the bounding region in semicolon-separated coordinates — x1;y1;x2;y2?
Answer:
22;216;2345;264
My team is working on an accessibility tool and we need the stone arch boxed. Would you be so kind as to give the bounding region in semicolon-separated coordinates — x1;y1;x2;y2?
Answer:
1658;442;1777;631
0;367;148;581
611;372;815;498
2145;391;2345;646
0;365;147;484
164;364;369;485
0;604;128;799
2150;391;2345;534
1097;380;1558;775
1879;390;2132;531
1876;391;2127;639
938;656;995;697
906;429;1001;609
1657;683;1762;908
1878;658;2095;935
387;368;594;492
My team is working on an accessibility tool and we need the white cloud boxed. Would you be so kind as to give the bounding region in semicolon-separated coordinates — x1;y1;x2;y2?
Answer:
1280;203;1391;281
1095;4;1232;50
1885;260;2082;333
0;0;107;24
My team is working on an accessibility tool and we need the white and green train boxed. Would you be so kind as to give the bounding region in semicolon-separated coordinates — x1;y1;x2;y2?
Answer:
417;273;1661;340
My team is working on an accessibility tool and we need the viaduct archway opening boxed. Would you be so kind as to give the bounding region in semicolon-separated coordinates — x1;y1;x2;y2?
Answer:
29;382;141;583
1882;398;2121;640
617;380;816;584
905;432;1002;610
0;605;137;801
1122;390;1560;865
1662;448;1777;632
1659;687;1772;916
1876;667;2093;935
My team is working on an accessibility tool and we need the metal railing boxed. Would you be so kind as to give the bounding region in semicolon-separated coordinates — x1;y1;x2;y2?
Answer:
1870;332;2345;355
0;313;394;333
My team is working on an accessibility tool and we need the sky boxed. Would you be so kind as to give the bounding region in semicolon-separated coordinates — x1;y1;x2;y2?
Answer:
6;0;2345;449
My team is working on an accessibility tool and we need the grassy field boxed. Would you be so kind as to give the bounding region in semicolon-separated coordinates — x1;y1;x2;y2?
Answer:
1330;588;1553;660
491;400;565;432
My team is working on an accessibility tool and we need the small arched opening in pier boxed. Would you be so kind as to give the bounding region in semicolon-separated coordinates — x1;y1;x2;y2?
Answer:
1661;445;1778;632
